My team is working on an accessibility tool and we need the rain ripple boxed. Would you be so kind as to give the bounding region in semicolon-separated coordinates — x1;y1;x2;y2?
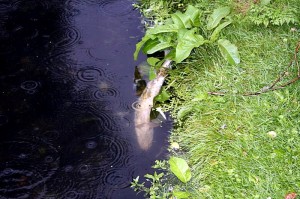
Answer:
20;80;39;91
0;140;59;198
99;0;133;17
103;169;133;189
51;27;81;50
93;87;119;99
77;68;103;82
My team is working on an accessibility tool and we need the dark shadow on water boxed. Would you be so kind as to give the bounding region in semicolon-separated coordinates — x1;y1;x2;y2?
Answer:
0;0;170;198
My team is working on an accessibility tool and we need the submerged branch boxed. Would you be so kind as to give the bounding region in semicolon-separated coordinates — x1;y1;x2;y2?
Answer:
134;57;172;151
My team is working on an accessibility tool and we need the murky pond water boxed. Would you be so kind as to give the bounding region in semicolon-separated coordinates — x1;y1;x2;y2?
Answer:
0;0;170;198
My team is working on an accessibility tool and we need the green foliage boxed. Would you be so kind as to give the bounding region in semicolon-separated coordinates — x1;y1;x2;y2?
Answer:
169;157;191;183
154;87;170;103
131;159;193;198
166;20;299;198
131;172;171;199
207;6;230;30
217;39;240;65
173;191;190;198
134;5;239;65
247;2;299;27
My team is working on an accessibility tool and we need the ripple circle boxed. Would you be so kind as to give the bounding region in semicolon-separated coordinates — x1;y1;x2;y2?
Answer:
77;68;103;82
52;27;81;50
85;140;97;149
99;0;133;17
20;80;39;91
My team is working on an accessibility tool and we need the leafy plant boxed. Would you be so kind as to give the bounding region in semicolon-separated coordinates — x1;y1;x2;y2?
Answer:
131;172;171;199
131;160;171;199
131;158;192;198
134;5;240;65
169;157;191;183
247;2;299;27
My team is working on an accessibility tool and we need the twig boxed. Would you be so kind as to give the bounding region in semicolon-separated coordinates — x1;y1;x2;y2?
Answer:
208;41;300;97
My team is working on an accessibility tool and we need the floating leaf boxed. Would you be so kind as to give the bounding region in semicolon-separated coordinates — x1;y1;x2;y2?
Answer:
173;191;190;198
207;7;230;30
169;157;191;183
218;39;240;65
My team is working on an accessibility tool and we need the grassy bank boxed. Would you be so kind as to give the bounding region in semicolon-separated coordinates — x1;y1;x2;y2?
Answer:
133;0;300;198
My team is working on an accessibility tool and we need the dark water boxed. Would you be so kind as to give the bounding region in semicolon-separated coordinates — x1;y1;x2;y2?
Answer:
0;0;170;198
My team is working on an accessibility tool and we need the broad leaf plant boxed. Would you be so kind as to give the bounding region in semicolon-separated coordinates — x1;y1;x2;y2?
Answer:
134;5;240;65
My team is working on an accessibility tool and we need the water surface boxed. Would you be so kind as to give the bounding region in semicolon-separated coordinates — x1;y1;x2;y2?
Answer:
0;0;170;198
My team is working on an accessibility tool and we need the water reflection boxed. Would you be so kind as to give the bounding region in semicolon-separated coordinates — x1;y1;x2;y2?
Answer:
0;0;170;198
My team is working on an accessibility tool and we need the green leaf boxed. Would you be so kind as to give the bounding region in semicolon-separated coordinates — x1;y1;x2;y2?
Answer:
218;39;240;65
175;28;205;63
146;41;173;54
185;5;201;27
177;105;194;120
207;6;231;30
149;67;156;80
142;38;160;54
169;157;191;183
210;20;232;42
134;35;151;60
173;191;190;198
154;87;170;103
147;24;179;35
147;57;160;66
171;11;192;29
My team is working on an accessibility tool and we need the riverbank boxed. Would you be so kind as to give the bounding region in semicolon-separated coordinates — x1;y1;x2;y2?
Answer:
133;0;300;198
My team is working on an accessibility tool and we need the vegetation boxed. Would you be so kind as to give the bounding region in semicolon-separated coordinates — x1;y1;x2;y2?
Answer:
132;0;300;198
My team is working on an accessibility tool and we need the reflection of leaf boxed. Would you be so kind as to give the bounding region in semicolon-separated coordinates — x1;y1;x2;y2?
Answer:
169;157;191;183
218;39;240;65
207;7;230;30
173;191;190;198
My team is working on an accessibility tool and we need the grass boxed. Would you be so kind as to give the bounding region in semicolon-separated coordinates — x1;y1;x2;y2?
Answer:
135;0;300;198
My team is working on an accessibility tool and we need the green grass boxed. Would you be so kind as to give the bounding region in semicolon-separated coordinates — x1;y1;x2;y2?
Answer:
136;0;300;198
